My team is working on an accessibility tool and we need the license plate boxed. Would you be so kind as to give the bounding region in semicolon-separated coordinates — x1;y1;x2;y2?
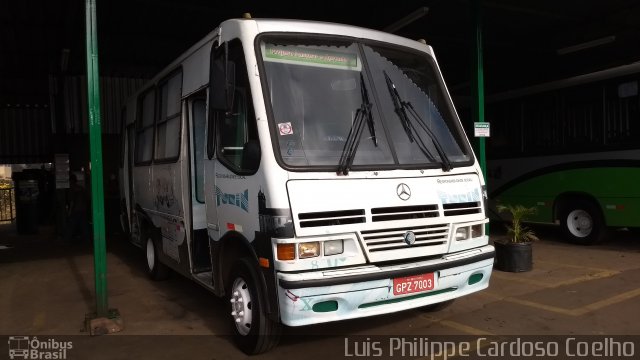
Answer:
393;273;435;295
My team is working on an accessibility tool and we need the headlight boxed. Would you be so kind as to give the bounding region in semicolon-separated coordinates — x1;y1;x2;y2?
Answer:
455;224;484;241
324;240;344;256
471;224;484;238
455;227;470;241
298;242;320;258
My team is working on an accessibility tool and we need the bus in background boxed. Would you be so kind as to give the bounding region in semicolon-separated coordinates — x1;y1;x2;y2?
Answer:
119;17;494;354
486;62;640;244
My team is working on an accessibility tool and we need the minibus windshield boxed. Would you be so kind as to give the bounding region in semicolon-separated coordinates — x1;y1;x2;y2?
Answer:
259;36;471;170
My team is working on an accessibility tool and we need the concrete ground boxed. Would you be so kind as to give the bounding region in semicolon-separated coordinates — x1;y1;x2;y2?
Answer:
1;222;639;359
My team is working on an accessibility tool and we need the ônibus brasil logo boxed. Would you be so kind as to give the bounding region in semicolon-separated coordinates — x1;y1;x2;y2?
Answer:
7;336;73;360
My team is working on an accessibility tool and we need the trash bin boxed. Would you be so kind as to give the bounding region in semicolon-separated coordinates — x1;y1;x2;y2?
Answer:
12;171;40;234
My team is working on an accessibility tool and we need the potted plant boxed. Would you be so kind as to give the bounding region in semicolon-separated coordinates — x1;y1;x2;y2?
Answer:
494;204;539;272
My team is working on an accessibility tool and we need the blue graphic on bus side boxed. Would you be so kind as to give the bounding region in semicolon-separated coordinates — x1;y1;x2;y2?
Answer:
215;187;249;212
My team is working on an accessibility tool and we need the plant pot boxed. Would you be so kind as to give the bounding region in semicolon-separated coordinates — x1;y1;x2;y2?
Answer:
493;240;532;272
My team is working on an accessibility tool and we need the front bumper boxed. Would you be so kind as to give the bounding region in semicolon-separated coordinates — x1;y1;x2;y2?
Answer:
277;245;495;327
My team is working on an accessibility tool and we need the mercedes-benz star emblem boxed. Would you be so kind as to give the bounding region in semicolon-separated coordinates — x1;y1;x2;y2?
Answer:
396;183;411;201
404;231;416;246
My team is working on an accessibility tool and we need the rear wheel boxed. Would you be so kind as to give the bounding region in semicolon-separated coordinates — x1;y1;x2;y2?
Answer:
228;258;281;354
560;199;605;245
145;230;170;280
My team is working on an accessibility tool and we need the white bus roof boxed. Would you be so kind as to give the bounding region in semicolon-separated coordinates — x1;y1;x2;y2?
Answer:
125;18;434;117
249;18;432;54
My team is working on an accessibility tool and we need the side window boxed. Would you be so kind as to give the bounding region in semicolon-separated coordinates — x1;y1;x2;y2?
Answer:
220;89;248;168
155;71;183;161
192;98;206;203
135;89;155;165
214;39;260;173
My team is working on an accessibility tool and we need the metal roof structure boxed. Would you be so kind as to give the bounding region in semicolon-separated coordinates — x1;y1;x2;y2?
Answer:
3;0;639;101
1;0;639;162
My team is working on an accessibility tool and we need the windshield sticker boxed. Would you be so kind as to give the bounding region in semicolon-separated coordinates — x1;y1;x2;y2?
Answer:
278;122;294;136
262;43;361;71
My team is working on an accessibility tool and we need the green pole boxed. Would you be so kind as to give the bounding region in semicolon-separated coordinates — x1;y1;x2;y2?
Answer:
85;0;108;317
472;0;489;233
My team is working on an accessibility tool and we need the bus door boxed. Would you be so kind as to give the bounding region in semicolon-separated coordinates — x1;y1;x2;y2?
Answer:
204;39;261;290
120;118;135;238
187;92;211;274
204;101;220;240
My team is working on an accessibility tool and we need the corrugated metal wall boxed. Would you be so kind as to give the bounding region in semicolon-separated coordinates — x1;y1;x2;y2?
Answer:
0;76;146;164
62;76;146;134
0;104;52;164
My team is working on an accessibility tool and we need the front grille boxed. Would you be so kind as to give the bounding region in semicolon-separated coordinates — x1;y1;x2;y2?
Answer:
298;209;365;228
443;202;482;216
371;204;439;222
360;224;449;252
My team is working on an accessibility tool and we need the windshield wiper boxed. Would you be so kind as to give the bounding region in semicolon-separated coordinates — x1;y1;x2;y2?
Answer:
337;73;378;175
383;71;452;172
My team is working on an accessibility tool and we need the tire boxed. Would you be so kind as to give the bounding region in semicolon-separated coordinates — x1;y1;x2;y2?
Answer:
145;229;170;280
560;199;605;245
228;258;281;355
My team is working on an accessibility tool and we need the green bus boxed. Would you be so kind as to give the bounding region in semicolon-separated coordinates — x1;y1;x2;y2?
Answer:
486;62;640;244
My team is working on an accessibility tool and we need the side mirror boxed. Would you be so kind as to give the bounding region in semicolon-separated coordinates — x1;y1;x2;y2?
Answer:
225;61;236;111
211;56;227;111
210;42;236;112
241;140;261;171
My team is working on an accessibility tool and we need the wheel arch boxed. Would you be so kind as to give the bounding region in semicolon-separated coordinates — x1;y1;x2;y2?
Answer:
136;205;171;280
134;204;154;228
216;231;259;289
128;204;157;248
214;231;274;315
553;192;605;225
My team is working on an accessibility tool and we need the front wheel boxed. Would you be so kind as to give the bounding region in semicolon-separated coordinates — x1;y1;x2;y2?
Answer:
228;258;281;354
560;199;605;245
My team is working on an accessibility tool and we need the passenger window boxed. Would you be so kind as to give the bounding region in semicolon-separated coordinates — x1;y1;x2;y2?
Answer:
135;89;155;164
155;71;183;161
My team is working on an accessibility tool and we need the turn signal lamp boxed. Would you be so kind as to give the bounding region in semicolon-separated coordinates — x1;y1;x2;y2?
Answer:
277;243;295;260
